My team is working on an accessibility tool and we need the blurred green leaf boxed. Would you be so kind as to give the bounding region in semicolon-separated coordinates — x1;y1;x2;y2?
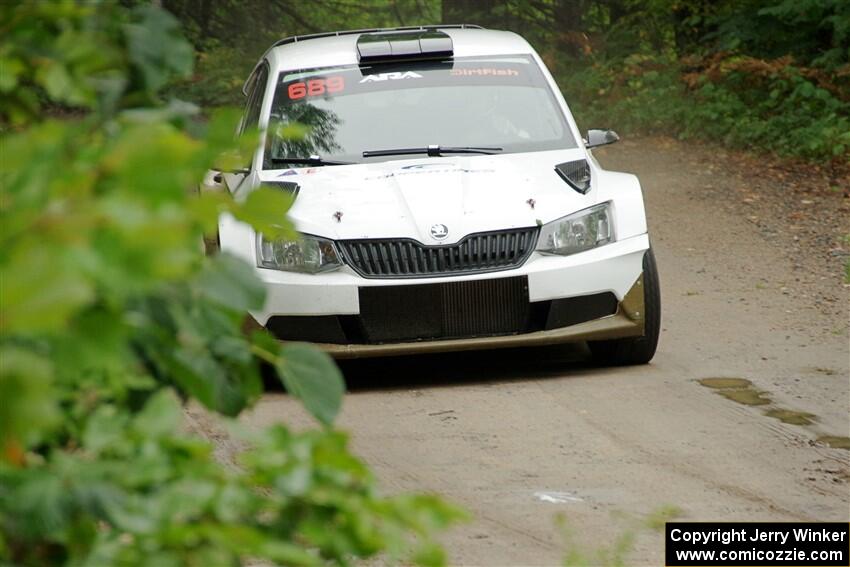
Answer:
194;253;265;312
83;405;127;453
0;248;94;333
0;3;460;565
233;186;296;240
132;389;181;439
276;343;345;426
0;346;58;454
123;5;194;94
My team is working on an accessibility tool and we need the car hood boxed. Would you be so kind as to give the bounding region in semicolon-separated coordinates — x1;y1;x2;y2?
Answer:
263;149;595;244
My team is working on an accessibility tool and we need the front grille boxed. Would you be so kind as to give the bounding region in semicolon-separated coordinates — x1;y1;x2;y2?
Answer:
358;276;533;342
338;227;539;279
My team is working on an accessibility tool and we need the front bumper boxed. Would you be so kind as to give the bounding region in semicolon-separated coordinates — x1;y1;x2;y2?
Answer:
250;234;650;357
318;282;645;358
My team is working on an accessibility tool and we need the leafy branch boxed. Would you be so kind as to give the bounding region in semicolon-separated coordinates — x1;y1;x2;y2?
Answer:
0;2;463;565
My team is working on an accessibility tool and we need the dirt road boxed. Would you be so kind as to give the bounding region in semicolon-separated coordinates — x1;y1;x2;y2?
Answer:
227;138;850;565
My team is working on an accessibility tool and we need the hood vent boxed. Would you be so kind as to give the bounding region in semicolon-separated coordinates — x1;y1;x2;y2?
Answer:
554;159;591;194
264;181;300;199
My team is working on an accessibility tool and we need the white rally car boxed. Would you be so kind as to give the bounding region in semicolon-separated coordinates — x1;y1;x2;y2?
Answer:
209;25;660;364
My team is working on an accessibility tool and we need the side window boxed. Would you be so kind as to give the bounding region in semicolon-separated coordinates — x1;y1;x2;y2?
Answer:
241;62;269;134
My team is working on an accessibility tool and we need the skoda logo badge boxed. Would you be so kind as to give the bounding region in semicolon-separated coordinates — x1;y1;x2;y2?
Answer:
430;224;449;240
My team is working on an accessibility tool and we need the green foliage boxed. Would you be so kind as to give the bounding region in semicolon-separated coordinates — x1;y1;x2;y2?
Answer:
158;0;850;162
560;54;686;135
0;2;193;124
683;61;850;160
163;0;441;108
169;46;254;108
708;0;850;69
1;391;462;566
562;52;850;163
0;2;462;565
644;504;683;531
544;0;850;163
276;343;345;426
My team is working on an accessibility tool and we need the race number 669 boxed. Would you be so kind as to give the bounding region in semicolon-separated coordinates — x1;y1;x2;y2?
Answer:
288;76;345;99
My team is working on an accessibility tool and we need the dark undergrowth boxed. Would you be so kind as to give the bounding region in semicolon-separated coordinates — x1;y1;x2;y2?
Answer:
558;53;850;171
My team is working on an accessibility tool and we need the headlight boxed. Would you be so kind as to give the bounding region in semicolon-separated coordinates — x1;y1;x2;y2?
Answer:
256;233;342;273
537;202;614;256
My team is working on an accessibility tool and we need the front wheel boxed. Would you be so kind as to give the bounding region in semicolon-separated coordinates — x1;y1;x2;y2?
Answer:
589;247;661;365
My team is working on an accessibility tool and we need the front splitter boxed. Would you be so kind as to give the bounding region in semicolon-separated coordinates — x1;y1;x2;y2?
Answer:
316;310;643;359
270;271;646;359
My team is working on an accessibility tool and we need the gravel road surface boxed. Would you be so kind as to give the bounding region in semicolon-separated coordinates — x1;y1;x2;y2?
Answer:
198;138;850;565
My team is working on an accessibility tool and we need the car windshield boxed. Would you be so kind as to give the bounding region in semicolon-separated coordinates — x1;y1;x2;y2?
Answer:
263;55;576;168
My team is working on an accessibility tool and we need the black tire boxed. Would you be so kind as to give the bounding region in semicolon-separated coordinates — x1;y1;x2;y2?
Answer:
588;247;661;365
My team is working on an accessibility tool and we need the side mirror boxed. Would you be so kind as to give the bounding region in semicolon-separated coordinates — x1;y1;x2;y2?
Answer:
201;167;251;196
585;129;620;148
211;166;250;184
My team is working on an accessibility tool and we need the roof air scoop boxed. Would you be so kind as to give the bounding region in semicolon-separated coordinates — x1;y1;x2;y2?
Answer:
554;159;591;194
357;30;453;63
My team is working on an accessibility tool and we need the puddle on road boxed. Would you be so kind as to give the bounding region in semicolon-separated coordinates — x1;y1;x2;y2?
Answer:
720;389;772;406
698;377;753;390
698;377;848;451
816;436;850;451
698;377;771;406
765;408;817;426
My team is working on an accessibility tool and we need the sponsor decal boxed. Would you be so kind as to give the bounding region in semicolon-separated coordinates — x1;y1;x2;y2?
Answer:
364;166;495;180
451;68;520;76
400;163;454;170
286;76;345;100
359;71;423;83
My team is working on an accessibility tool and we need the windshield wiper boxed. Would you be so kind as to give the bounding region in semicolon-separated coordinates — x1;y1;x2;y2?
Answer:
362;145;503;158
270;154;355;166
